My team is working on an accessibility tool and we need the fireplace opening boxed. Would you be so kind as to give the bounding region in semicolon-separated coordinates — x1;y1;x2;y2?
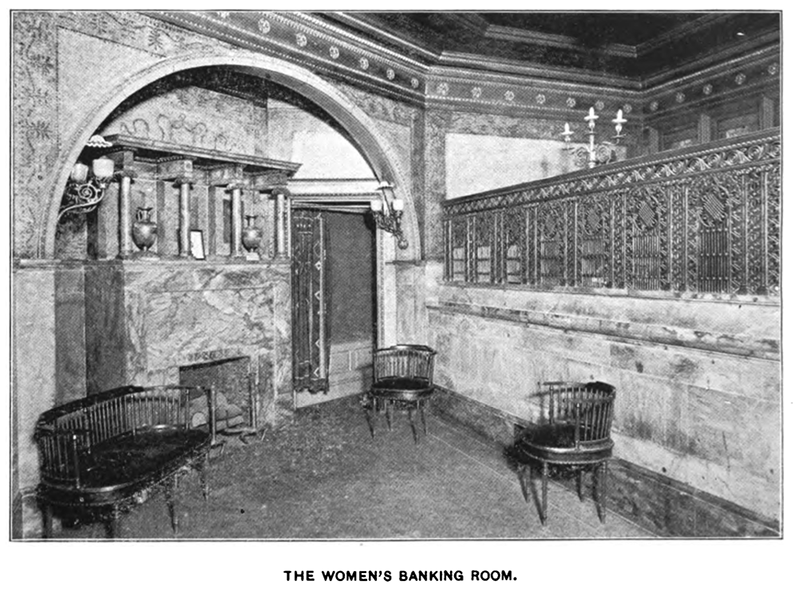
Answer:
179;356;256;437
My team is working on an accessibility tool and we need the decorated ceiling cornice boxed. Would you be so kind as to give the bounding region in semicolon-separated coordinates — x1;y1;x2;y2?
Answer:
147;11;779;122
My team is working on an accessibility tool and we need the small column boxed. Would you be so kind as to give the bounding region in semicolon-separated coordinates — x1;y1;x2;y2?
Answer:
117;169;136;258
273;186;291;258
229;182;245;259
176;176;193;258
275;191;286;258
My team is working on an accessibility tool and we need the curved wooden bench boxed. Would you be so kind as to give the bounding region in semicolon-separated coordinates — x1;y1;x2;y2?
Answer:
35;385;215;538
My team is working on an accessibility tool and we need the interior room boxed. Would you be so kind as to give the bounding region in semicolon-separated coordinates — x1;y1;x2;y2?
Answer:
10;10;781;540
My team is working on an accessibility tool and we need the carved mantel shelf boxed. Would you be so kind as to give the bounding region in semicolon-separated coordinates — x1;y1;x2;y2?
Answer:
99;134;302;187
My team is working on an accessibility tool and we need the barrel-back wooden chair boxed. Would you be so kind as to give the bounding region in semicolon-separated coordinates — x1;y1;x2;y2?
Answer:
363;345;436;444
514;381;616;524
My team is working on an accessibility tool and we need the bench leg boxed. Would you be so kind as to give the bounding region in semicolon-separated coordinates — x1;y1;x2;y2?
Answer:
540;461;549;525
41;503;53;539
104;506;121;539
165;475;178;535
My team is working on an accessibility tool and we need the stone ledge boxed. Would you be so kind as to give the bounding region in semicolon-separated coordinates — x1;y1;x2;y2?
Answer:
430;385;780;538
429;301;780;361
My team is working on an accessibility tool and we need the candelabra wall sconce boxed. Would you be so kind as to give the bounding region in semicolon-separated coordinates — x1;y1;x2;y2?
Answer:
561;107;627;169
369;181;408;249
58;135;116;222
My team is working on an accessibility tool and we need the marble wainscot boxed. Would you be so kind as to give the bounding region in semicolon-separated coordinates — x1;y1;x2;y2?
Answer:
84;258;293;428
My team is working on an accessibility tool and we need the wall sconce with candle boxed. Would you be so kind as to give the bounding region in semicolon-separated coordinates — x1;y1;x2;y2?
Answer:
58;135;116;222
370;181;408;249
561;107;627;169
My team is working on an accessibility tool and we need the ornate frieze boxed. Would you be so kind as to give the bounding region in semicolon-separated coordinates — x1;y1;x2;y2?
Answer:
643;46;780;119
442;130;780;297
149;11;427;105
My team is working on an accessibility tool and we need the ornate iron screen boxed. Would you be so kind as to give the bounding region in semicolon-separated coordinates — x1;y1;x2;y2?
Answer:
442;131;780;296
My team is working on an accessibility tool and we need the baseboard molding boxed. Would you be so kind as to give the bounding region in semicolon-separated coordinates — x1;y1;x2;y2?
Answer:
430;386;781;538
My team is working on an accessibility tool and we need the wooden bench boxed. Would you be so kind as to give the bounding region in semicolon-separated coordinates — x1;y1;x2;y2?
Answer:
34;385;215;538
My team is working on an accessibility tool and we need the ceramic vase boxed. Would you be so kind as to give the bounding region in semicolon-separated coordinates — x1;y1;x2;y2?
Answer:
132;207;158;252
242;215;262;253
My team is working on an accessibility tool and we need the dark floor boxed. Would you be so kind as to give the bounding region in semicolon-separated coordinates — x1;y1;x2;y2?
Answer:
48;396;654;539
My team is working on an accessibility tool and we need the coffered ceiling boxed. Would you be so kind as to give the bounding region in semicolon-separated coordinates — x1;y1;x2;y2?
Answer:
321;12;780;83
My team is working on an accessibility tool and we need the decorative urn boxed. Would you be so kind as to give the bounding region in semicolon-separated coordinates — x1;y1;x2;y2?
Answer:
242;215;263;253
132;207;158;252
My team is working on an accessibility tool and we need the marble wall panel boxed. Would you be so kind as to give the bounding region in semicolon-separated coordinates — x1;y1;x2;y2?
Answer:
13;266;58;492
84;262;128;394
82;261;292;427
446;134;572;198
427;290;781;521
394;261;428;345
54;266;87;400
439;285;780;361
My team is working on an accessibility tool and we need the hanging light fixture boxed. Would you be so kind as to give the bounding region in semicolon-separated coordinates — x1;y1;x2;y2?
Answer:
369;181;408;249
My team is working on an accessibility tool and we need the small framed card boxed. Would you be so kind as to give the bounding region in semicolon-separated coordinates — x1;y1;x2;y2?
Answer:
190;230;206;260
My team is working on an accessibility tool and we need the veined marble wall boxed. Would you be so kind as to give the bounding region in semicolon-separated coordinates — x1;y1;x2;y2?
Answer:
429;285;781;521
85;260;293;426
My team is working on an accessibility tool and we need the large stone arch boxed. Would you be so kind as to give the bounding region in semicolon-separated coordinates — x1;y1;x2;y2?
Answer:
43;49;421;261
42;48;421;344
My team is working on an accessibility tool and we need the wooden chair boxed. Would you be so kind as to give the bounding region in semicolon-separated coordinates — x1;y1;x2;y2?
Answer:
363;345;436;444
514;381;616;524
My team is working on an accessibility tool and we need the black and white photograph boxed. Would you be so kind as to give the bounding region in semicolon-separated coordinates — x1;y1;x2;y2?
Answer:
4;3;788;596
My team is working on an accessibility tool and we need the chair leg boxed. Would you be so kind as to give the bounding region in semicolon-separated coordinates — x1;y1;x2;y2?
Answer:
420;400;427;436
577;469;584;502
408;406;419;445
385;401;393;431
165;475;178;535
540;461;549;525
596;461;608;523
363;393;376;439
518;464;531;502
